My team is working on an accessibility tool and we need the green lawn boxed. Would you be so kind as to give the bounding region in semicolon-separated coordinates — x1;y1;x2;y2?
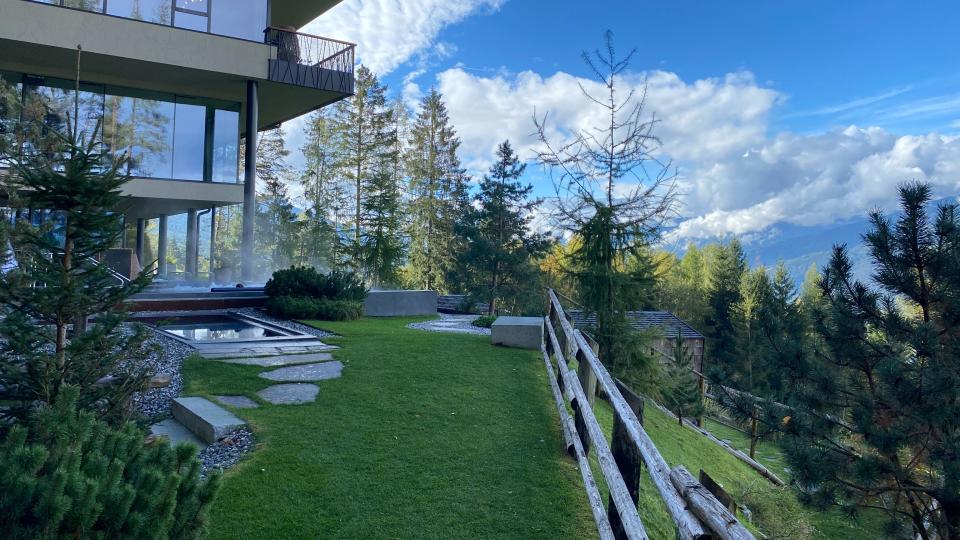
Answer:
181;317;597;540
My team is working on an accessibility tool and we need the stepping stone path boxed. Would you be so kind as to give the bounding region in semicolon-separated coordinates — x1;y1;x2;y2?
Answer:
259;361;344;383
257;383;320;405
214;395;260;409
198;342;338;360
214;352;334;367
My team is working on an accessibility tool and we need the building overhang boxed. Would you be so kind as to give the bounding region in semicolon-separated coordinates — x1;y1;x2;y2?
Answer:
0;0;353;133
120;179;244;220
271;0;345;30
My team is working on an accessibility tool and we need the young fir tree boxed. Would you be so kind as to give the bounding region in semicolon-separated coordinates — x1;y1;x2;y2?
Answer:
0;388;220;540
762;184;960;539
360;143;404;287
0;127;154;424
534;32;677;387
705;238;746;385
405;88;469;292
456;140;546;315
333;66;396;270
754;262;803;399
661;333;705;425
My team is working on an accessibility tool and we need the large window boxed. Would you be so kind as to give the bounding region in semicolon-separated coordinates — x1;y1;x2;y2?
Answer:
2;73;239;183
210;0;267;42
33;0;268;42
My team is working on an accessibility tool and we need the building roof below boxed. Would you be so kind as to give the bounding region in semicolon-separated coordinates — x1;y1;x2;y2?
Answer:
568;310;704;340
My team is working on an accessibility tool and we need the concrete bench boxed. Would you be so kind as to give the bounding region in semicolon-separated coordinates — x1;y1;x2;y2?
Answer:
172;397;246;444
491;317;544;350
363;290;437;317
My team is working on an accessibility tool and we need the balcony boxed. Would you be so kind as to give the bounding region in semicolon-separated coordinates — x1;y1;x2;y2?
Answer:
263;27;355;95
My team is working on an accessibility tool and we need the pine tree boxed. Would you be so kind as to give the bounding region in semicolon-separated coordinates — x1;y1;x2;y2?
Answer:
0;388;220;540
405;89;468;292
705;238;746;385
456;141;546;314
764;184;960;539
0;128;153;424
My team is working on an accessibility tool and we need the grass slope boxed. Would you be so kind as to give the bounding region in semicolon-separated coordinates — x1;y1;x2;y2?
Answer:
182;317;596;539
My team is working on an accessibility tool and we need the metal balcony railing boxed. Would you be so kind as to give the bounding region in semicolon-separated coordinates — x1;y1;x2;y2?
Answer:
264;27;355;94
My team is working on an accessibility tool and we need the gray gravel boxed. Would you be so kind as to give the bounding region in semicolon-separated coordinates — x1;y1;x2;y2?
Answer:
198;428;255;477
408;314;491;336
127;324;193;419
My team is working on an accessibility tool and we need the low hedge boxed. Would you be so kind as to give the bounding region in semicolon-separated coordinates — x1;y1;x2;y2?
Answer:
265;267;367;302
266;296;363;321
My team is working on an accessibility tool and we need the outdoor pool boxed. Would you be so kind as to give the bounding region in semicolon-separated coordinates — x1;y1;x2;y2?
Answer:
139;314;286;342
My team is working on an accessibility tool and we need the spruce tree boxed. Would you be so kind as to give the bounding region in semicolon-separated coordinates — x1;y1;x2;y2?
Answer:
405;89;468;292
333;66;396;271
705;238;746;385
251;127;298;276
661;333;706;425
456;140;546;314
764;184;960;539
300;109;342;270
0;128;153;424
737;266;773;393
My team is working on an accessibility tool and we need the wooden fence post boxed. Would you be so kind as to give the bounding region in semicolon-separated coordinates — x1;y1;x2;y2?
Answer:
608;399;644;539
749;406;759;460
577;347;598;408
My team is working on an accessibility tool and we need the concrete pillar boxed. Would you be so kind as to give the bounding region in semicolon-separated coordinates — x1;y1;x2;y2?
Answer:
158;214;168;277
135;218;145;272
186;209;198;279
242;80;258;283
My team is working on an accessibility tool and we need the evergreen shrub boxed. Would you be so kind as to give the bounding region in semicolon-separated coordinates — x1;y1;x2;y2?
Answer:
0;389;220;540
264;267;367;320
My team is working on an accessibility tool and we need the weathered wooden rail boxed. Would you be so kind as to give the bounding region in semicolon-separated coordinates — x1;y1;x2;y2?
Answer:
542;289;754;540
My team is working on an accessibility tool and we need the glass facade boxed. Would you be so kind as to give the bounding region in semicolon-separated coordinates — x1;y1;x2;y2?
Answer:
32;0;268;42
3;72;239;183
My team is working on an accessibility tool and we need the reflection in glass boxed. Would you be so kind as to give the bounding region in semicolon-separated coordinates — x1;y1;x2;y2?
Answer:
103;94;174;178
210;0;267;41
0;74;22;156
106;0;172;24
21;80;104;157
63;0;104;12
176;0;207;11
173;10;207;32
172;99;205;180
212;108;239;183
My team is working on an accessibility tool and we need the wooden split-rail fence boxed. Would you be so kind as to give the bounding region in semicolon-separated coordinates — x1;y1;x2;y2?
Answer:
541;289;755;540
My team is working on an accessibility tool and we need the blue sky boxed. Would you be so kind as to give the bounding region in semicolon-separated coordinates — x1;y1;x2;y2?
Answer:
300;0;960;276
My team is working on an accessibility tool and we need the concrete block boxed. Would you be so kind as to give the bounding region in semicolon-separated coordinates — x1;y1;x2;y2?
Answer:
491;316;544;350
363;290;437;317
172;397;246;444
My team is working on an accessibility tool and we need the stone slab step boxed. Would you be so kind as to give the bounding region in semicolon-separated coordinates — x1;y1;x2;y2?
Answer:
150;419;209;449
259;361;344;382
197;343;339;359
212;352;335;367
172;397;246;444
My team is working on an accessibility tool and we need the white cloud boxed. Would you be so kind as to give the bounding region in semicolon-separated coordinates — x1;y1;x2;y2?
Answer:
437;68;779;173
435;67;960;241
303;0;504;76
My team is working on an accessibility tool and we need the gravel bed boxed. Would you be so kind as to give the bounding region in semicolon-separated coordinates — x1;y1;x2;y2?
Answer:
198;428;255;478
408;314;491;336
126;324;193;419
